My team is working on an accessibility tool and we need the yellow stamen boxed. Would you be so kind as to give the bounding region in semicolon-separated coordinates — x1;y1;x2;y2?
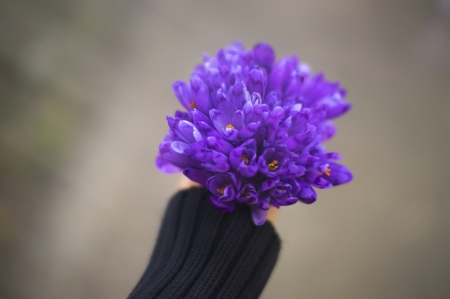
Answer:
189;101;196;108
242;191;250;197
240;154;249;165
268;160;279;171
226;124;234;129
216;184;229;195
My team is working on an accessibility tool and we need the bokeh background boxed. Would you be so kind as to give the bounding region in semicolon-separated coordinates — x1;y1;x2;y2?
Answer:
1;0;450;298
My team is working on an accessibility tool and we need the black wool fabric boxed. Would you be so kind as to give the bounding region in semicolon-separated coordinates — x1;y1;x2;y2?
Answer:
128;187;281;299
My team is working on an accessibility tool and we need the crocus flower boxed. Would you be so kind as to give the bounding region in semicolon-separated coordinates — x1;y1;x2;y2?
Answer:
157;42;353;225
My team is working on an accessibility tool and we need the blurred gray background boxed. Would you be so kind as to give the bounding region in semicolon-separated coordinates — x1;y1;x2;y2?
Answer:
1;0;450;298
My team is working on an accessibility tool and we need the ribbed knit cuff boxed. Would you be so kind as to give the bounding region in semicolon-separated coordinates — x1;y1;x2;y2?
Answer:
128;187;281;299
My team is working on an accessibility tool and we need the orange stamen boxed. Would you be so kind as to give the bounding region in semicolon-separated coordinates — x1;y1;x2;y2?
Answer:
319;168;332;176
216;184;229;195
189;101;197;108
241;154;249;165
226;124;234;129
268;160;279;171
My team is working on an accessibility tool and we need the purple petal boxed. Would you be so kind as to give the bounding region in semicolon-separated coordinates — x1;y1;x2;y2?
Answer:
158;142;196;170
264;91;281;109
288;110;310;136
258;146;289;177
172;81;192;111
286;132;315;152
192;109;213;127
217;92;237;119
228;143;258;177
190;75;210;115
326;152;342;160
285;177;300;196
319;121;336;142
251;92;263;106
197;121;223;139
156;155;182;173
269;184;291;202
276;116;292;139
250;204;268;226
171;141;190;154
210;196;235;212
229;147;245;170
231;110;244;130
183;168;212;186
210;109;232;131
242;101;254;124
193;149;230;173
284;75;303;97
206;136;234;155
245;69;267;99
229;82;249;109
322;92;352;119
288;103;303;116
304;171;332;189
271;196;298;207
285;197;298;205
206;173;237;202
286;163;306;178
241;138;257;150
237;122;259;139
236;184;258;204
324;162;353;186
295;154;319;165
178;120;202;143
269;106;285;121
174;110;192;121
253;43;275;68
261;177;280;192
268;56;297;92
297;180;317;204
222;126;239;141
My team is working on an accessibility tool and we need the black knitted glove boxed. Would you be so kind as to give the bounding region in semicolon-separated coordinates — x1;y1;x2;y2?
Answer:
128;187;281;299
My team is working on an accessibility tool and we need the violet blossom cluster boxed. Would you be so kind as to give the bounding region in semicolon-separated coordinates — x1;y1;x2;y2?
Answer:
156;42;352;225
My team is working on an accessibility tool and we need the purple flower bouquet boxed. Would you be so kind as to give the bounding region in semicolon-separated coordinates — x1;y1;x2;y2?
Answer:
156;42;352;225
